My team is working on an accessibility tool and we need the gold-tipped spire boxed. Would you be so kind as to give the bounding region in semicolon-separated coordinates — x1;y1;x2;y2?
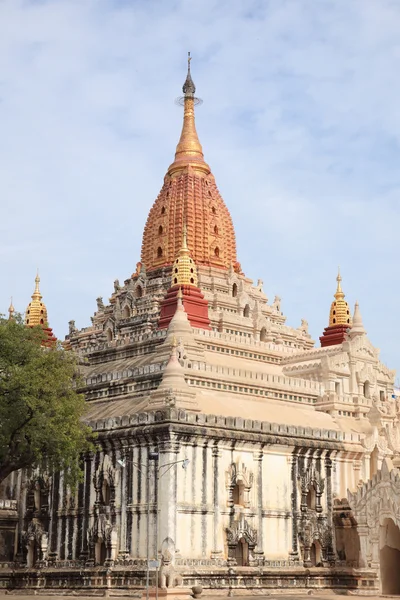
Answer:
334;267;344;300
172;226;198;287
169;53;210;176
8;297;15;321
328;268;351;327
25;271;48;328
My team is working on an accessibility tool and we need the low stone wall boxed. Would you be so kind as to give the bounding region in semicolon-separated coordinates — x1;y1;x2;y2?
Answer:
0;566;378;595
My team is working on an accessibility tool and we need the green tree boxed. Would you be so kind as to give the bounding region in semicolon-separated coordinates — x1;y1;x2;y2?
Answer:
0;315;93;486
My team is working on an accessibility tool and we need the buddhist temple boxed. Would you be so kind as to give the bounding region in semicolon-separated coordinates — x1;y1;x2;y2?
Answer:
1;57;399;597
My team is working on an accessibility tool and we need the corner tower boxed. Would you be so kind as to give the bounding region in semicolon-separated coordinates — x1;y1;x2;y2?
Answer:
141;54;238;272
25;273;57;346
320;269;352;347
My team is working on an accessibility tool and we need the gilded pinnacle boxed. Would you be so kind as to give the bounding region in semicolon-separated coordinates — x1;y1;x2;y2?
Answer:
8;297;15;320
183;52;196;97
335;267;344;300
169;54;210;176
329;269;351;327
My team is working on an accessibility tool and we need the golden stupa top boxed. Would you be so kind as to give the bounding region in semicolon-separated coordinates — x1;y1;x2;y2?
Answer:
25;273;49;328
168;53;210;177
172;225;198;287
329;269;351;327
8;297;15;321
140;55;238;272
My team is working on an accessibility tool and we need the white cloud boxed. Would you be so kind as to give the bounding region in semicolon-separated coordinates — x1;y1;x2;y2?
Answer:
0;0;399;371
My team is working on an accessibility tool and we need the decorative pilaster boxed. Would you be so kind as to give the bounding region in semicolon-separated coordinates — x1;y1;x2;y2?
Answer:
325;454;336;564
289;453;299;561
79;452;93;561
118;448;129;557
253;450;264;561
158;437;180;550
211;446;222;560
47;473;59;563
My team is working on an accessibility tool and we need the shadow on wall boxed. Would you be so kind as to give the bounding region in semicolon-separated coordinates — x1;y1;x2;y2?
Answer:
333;499;360;565
380;518;400;595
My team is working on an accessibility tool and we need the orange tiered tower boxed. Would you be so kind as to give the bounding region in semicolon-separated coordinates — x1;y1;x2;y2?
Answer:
25;273;57;346
320;269;352;347
158;226;211;330
141;54;238;272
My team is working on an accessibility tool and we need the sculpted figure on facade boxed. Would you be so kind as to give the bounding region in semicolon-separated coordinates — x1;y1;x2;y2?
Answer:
158;548;183;588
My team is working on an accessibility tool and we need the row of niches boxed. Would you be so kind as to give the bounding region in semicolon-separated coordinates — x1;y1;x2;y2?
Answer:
155;221;222;238
206;343;281;363
188;378;317;404
222;329;306;348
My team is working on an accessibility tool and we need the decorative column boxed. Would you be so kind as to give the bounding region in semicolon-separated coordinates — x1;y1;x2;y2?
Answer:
211;446;222;560
79;452;93;561
126;446;133;555
325;453;336;564
118;447;129;558
158;436;180;552
253;449;264;562
47;473;59;563
289;453;299;561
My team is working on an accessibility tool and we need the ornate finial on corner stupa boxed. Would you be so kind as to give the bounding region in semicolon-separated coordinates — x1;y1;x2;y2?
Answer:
8;297;15;320
328;268;351;327
32;269;42;301
335;266;344;299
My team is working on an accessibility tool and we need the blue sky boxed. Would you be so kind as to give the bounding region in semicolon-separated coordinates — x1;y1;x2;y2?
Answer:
0;0;399;376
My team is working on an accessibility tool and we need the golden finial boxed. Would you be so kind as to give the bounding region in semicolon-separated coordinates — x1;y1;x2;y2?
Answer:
172;335;177;348
25;271;48;328
169;54;210;176
335;267;344;300
328;269;351;327
8;297;15;320
32;270;42;301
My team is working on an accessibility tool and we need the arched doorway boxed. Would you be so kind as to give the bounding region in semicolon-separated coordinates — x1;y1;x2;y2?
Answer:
95;539;107;566
380;518;400;594
235;537;249;566
310;540;322;567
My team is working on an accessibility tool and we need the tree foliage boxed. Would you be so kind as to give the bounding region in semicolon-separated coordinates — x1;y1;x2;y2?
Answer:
0;316;93;486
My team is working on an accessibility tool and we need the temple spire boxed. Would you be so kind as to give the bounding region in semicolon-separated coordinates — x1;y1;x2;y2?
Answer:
329;268;351;327
8;297;15;321
320;269;352;347
32;271;42;302
349;301;366;337
334;267;345;301
169;53;210;176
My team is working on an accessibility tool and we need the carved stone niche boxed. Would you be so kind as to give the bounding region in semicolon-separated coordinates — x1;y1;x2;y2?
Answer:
87;513;118;568
93;454;119;516
298;461;325;514
348;459;400;594
226;517;258;567
21;518;48;568
297;511;334;568
225;462;253;511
